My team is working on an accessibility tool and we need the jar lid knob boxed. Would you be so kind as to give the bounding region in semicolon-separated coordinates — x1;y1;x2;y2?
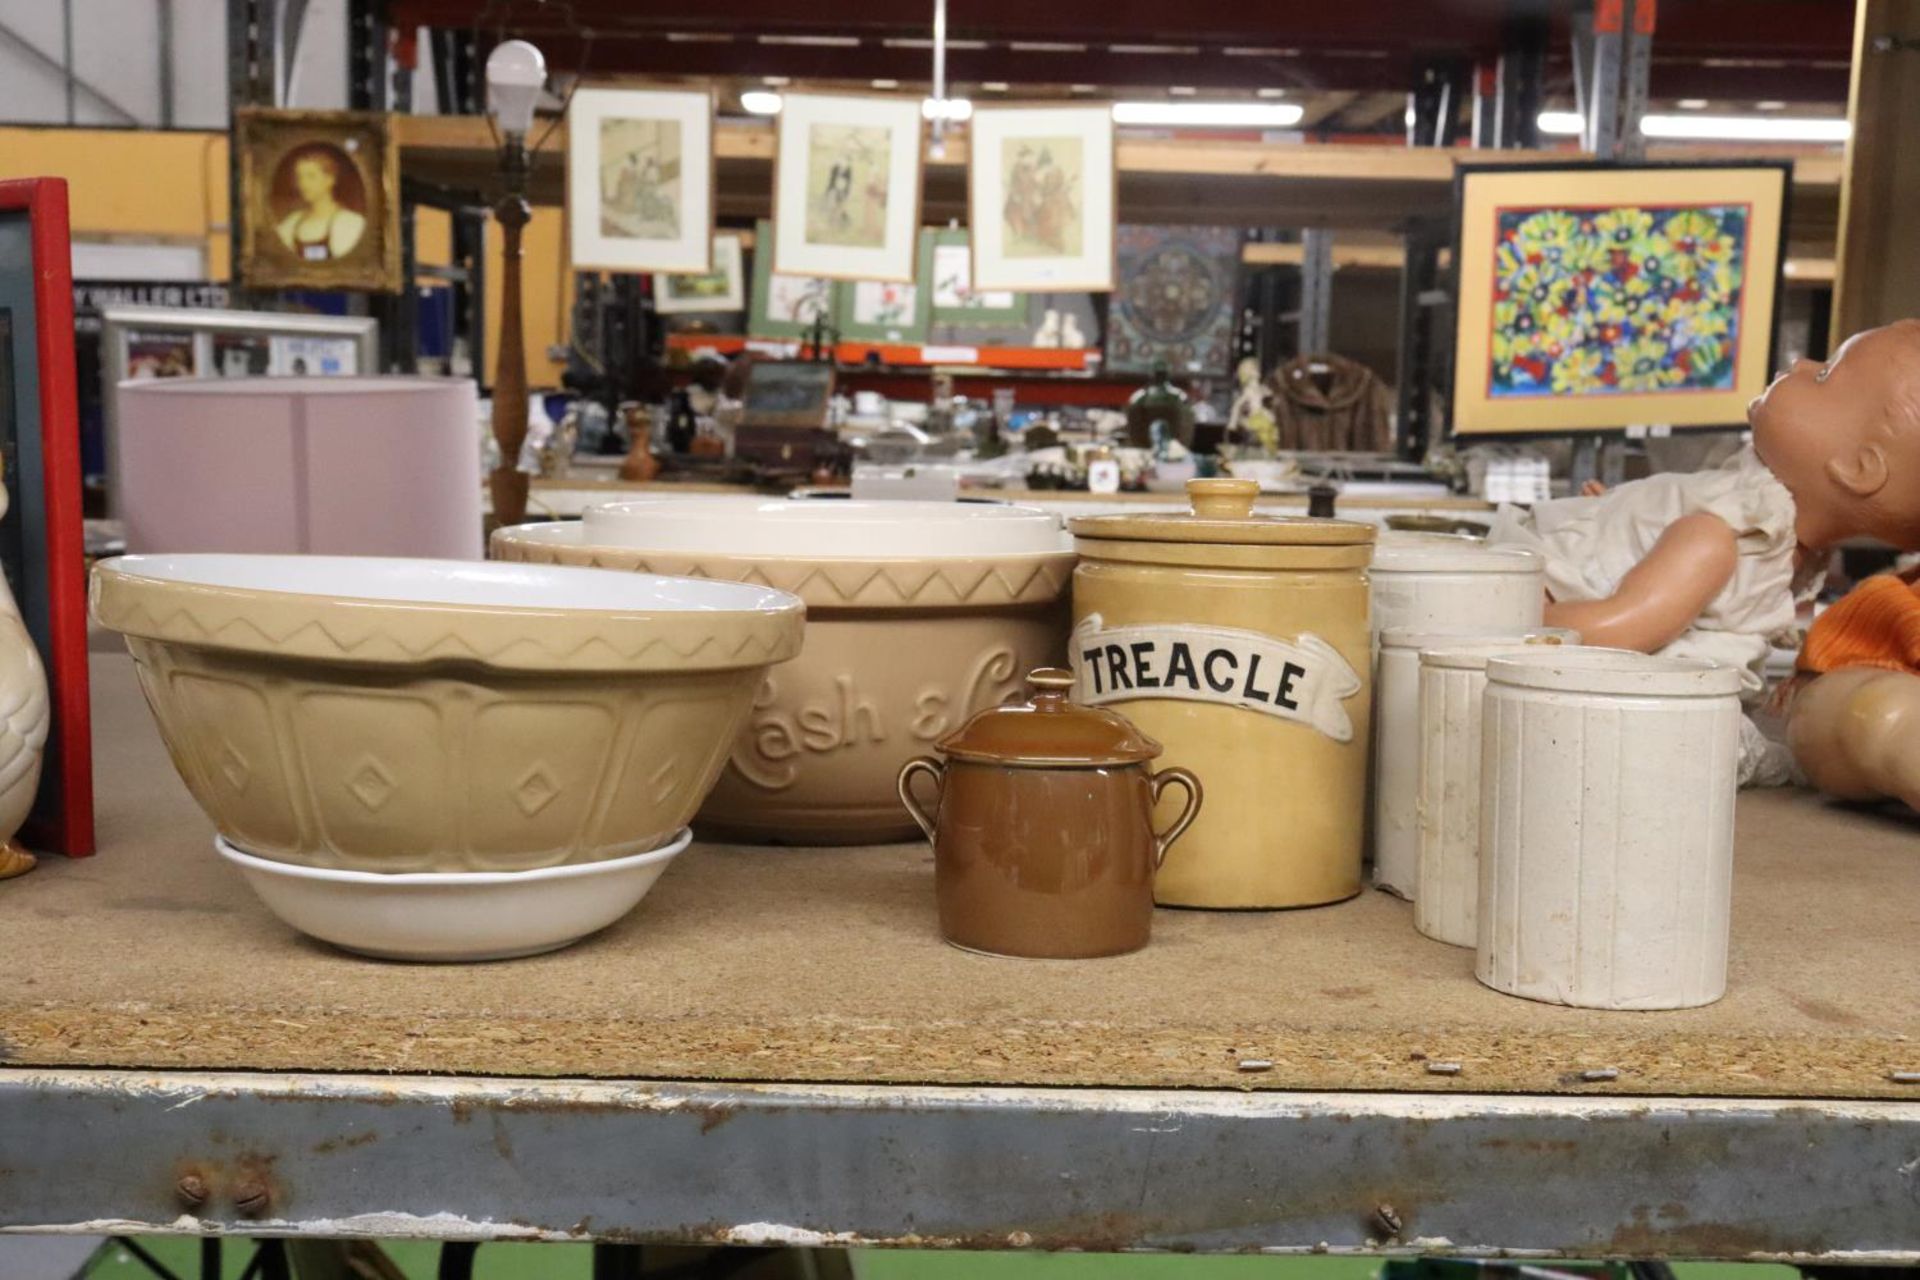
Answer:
1187;477;1258;520
1028;667;1075;694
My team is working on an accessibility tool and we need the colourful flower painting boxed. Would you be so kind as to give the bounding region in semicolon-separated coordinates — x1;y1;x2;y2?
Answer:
1486;203;1749;399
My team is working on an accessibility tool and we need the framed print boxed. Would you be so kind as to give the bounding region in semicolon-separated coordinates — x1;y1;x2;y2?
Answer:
929;228;1027;325
653;232;745;313
835;229;934;344
0;179;93;857
771;93;924;282
568;86;715;274
1105;224;1242;375
968;104;1115;293
236;108;401;292
1450;162;1789;436
749;220;840;339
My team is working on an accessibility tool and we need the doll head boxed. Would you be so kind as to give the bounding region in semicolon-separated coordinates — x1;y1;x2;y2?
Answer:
1749;319;1920;550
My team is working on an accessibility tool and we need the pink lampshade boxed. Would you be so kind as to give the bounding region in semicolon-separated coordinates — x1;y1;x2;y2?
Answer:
116;377;484;559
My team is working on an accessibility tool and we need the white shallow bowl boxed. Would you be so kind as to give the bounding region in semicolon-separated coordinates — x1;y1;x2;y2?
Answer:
215;828;692;962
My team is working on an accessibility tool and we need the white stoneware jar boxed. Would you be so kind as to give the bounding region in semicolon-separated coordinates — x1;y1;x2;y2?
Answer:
1365;535;1543;874
1476;648;1744;1010
1369;534;1544;640
1412;629;1579;945
1373;625;1571;899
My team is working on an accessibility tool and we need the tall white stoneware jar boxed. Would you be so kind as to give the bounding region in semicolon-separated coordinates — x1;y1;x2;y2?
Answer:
1476;648;1744;1010
1374;626;1572;899
1366;536;1543;876
1369;534;1544;639
1413;629;1580;945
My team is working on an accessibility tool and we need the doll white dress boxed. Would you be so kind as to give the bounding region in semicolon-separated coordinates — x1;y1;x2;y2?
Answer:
1487;446;1802;696
1488;447;1807;785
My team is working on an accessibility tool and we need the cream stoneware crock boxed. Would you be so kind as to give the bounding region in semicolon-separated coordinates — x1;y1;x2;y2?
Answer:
91;554;804;873
1070;478;1375;909
493;499;1075;845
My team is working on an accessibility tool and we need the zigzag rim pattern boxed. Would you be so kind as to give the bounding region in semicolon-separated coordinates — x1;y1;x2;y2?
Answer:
493;538;1076;611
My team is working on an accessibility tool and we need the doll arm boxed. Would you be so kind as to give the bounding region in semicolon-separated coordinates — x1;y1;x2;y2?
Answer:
1542;511;1739;652
1788;667;1920;811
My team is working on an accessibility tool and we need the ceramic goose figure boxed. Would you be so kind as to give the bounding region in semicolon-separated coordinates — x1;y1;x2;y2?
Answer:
0;475;49;881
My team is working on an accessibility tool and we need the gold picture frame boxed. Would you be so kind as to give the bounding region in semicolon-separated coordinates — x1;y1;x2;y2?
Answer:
236;108;402;293
1450;162;1789;435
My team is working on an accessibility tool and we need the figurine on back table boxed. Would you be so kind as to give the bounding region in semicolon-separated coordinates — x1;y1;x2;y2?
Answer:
1487;319;1920;795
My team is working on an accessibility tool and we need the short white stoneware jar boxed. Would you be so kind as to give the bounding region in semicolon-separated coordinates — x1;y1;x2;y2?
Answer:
1413;629;1579;946
1476;648;1744;1010
1374;626;1573;901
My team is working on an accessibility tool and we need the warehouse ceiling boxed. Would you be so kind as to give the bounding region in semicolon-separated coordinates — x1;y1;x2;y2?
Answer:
389;0;1854;122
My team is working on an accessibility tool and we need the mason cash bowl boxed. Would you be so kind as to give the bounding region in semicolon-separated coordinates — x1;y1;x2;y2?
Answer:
91;554;804;873
493;499;1076;845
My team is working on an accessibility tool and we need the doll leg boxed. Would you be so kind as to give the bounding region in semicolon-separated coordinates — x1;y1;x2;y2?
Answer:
1787;667;1920;811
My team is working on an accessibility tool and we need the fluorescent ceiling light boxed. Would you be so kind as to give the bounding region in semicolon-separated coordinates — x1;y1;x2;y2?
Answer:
871;78;899;89
1256;87;1288;99
1756;100;1787;110
1535;109;1848;142
982;81;1010;92
1112;101;1305;127
740;90;783;115
1640;113;1848;140
1676;98;1708;109
923;97;972;121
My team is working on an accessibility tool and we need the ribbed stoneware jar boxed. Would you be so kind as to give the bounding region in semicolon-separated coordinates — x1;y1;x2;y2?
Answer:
1476;647;1743;1010
1070;478;1375;909
1372;626;1577;902
1411;629;1580;944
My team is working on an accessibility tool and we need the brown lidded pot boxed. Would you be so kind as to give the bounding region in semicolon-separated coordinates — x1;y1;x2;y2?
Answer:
897;668;1202;959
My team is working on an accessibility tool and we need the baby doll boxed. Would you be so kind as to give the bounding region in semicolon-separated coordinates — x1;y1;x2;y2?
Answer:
1787;569;1920;812
1489;320;1920;694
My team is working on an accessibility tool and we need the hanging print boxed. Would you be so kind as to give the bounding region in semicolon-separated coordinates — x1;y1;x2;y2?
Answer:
772;93;924;282
568;87;716;274
968;104;1114;293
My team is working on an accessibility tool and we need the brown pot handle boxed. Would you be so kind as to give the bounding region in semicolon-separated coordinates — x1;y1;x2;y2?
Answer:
1148;767;1203;869
897;756;945;847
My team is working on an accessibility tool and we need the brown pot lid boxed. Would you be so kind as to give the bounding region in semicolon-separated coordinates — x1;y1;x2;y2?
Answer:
937;669;1162;767
1069;478;1375;546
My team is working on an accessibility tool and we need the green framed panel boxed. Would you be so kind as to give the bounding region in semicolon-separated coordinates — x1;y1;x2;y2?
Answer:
748;218;840;340
928;228;1029;326
833;229;935;344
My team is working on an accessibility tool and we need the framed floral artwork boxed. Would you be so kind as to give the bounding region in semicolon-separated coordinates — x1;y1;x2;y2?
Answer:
1450;162;1789;435
236;108;401;292
568;86;715;274
748;219;840;339
834;230;935;344
652;232;744;313
929;228;1027;325
967;104;1115;293
771;93;924;282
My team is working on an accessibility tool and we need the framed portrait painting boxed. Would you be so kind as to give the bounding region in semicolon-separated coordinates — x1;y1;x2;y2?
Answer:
771;93;924;282
749;221;840;339
968;104;1115;293
0;179;93;858
1450;162;1789;435
568;86;715;274
653;232;745;313
236;108;400;292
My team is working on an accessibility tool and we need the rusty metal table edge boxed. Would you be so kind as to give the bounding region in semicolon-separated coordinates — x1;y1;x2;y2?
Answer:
1;1069;1916;1261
